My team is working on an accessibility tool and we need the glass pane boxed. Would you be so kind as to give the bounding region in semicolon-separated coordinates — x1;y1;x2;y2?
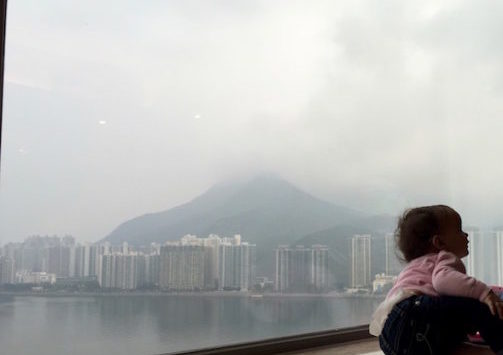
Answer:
1;1;501;354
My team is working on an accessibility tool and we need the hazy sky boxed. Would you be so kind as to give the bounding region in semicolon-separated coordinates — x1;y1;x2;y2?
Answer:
2;0;503;244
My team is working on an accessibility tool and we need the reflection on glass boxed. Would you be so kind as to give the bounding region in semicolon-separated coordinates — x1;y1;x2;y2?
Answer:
1;0;502;354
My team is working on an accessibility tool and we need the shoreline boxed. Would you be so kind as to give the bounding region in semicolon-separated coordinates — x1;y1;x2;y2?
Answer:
0;290;385;299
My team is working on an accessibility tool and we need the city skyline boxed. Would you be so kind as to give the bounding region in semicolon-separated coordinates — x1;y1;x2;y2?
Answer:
0;232;360;292
4;228;503;293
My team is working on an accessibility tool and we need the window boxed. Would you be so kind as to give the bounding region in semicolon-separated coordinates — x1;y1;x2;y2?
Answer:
0;1;501;354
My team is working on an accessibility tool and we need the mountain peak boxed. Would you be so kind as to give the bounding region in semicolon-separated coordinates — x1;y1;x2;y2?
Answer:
102;175;363;247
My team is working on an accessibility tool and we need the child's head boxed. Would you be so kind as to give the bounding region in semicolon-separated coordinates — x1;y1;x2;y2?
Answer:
396;205;469;262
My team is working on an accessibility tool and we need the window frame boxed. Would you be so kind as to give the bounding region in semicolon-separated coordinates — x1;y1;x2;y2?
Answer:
0;0;6;163
165;325;372;355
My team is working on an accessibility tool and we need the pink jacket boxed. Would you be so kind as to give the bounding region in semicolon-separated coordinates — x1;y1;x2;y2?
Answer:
370;250;491;336
387;250;491;302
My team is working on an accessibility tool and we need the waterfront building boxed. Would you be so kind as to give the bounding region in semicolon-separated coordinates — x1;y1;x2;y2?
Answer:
275;245;329;293
372;273;396;293
47;245;72;277
1;234;256;292
99;254;114;288
15;271;56;284
99;253;139;290
144;253;160;288
463;228;481;278
496;230;503;286
218;241;256;291
311;245;329;291
0;256;15;284
74;243;92;277
203;234;221;289
384;233;401;276
351;234;371;289
160;244;206;291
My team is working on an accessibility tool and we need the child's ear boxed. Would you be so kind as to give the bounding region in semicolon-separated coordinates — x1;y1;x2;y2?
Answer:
432;235;443;250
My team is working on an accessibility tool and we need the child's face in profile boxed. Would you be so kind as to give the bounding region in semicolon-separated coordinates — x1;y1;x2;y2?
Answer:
438;212;469;258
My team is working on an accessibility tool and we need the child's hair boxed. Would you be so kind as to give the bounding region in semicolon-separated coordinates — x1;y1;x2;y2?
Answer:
395;205;458;262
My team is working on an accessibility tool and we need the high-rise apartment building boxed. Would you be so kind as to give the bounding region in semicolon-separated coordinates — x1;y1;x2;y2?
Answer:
159;244;206;291
218;241;256;291
496;230;503;286
47;245;72;277
99;253;139;290
99;254;114;288
136;254;146;288
0;256;15;284
351;234;371;289
311;245;329;291
122;254;138;290
463;228;480;277
88;245;100;277
145;253;160;287
384;233;401;276
275;245;291;292
275;245;329;292
74;244;92;277
203;234;222;289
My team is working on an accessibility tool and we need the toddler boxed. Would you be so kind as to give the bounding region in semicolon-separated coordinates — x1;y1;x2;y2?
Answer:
370;205;503;354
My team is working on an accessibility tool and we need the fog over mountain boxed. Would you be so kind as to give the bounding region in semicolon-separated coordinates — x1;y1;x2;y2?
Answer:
103;175;363;245
102;175;396;276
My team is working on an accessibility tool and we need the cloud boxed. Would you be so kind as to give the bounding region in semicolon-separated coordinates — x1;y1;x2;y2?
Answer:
2;0;503;243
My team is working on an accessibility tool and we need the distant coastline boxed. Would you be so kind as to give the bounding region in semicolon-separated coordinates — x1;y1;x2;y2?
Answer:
0;290;386;299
